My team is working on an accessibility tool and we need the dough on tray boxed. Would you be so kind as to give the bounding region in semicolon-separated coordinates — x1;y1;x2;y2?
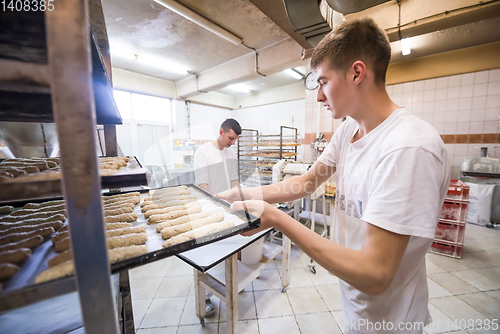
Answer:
0;235;44;252
148;204;202;224
24;200;65;210
144;202;199;219
0;214;65;231
162;220;235;248
0;248;31;264
141;199;196;213
35;260;75;283
0;220;63;237
0;209;66;223
106;233;148;249
161;213;224;240
103;213;138;224
0;206;14;214
0;227;54;246
103;206;134;217
156;211;214;233
105;225;146;238
0;263;20;280
105;222;134;230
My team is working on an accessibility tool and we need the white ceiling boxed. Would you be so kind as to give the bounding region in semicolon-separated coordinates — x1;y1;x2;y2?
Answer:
100;0;500;98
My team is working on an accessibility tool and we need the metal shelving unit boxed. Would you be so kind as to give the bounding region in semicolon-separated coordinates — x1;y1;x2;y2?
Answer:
237;126;299;187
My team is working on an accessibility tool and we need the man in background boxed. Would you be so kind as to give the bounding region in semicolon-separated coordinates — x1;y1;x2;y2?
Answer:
193;118;241;316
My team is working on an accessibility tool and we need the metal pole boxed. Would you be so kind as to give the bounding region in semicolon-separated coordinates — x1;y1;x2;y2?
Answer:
45;1;119;333
104;124;118;157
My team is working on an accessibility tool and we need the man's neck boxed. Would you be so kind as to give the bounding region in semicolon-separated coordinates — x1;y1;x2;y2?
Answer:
350;88;400;142
212;139;224;150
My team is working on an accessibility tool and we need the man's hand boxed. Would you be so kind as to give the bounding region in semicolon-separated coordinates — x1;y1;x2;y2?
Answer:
217;187;248;203
230;200;280;236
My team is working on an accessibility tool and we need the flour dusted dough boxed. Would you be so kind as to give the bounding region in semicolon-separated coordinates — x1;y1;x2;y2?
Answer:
161;213;224;239
163;220;235;248
0;263;20;280
148;186;188;196
140;194;196;207
104;202;135;211
103;197;140;205
54;237;70;253
0;227;54;246
24;200;65;210
0;221;63;237
148;204;202;224
48;250;72;267
104;213;138;224
10;203;66;216
103;206;134;217
0;248;31;264
0;214;65;231
0;235;43;252
105;222;134;230
35;260;75;283
105;225;146;238
141;199;196;213
156;211;214;233
144;202;199;219
0;206;14;214
0;209;66;223
108;245;147;263
107;233;148;249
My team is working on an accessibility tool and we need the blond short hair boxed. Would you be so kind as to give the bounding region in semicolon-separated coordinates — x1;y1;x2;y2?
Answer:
311;18;391;85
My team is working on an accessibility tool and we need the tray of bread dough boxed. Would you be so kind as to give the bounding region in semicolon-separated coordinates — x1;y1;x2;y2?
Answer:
0;156;148;202
0;184;259;309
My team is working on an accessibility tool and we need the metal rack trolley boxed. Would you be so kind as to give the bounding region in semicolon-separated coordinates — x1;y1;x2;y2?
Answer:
237;126;299;187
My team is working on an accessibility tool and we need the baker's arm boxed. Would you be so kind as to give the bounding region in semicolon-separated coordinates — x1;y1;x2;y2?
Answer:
218;161;335;204
232;200;410;296
230;179;240;189
198;183;212;194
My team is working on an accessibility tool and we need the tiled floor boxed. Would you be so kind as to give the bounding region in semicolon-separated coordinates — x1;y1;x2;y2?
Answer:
130;223;500;334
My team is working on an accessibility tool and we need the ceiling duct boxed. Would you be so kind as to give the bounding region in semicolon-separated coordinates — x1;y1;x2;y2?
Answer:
325;0;391;14
283;0;333;47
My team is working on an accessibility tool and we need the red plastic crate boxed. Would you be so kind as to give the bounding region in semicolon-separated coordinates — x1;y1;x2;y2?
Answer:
434;221;466;244
445;180;469;202
439;201;469;223
430;241;463;259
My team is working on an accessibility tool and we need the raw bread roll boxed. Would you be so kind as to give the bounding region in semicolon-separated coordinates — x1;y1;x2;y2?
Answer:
0;167;27;177
161;213;224;240
156;211;214;232
163;220;235;248
0;221;63;237
0;160;49;171
35;260;75;283
58;225;68;233
103;202;135;211
0;227;54;246
144;202;199;219
0;248;31;264
0;209;66;223
48;250;72;267
54;237;70;253
103;206;134;217
141;199;196;213
148;186;188;196
11;203;66;216
24;200;65;209
103;196;140;205
140;194;196;207
104;213;138;224
105;222;133;230
105;225;146;238
108;245;147;263
0;235;43;252
148;204;202;225
107;233;148;249
0;263;20;280
103;192;141;200
0;206;14;214
51;231;68;245
0;214;65;231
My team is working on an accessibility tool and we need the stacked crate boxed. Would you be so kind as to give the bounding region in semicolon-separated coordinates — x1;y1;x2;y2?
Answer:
429;180;469;259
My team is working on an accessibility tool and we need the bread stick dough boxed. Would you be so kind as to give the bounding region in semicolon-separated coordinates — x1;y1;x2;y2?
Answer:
161;213;224;239
0;214;65;231
105;225;146;238
141;199;196;213
0;235;44;252
24;200;65;210
0;248;31;264
0;209;66;223
0;221;63;237
156;211;214;233
10;203;66;216
105;222;134;230
0;227;54;246
0;206;14;214
103;206;134;217
0;263;20;280
104;213;138;224
35;260;75;283
107;233;148;249
163;221;235;248
54;237;70;253
144;202;199;219
148;204;202;224
108;245;147;263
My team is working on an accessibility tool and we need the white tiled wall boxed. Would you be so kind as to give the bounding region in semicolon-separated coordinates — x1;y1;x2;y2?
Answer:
387;69;500;178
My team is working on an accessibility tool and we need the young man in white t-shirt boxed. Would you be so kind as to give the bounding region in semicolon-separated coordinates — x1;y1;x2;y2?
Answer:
193;118;241;316
219;18;450;333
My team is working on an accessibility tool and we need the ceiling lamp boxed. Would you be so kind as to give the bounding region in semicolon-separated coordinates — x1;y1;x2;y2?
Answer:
284;69;303;80
227;84;251;93
137;55;188;75
154;0;243;45
401;38;411;56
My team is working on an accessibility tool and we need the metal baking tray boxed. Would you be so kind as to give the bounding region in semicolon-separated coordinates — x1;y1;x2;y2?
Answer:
0;184;260;311
0;156;148;202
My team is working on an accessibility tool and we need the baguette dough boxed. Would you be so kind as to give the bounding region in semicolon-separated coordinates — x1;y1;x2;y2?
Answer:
0;263;20;280
140;194;196;207
107;233;148;249
163;220;235;248
51;231;68;245
10;203;66;216
144;202;199;219
0;248;31;264
48;250;72;268
103;206;134;217
161;213;224;239
49;245;147;268
24;200;65;210
54;237;70;253
0;227;54;246
105;222;134;230
106;225;146;238
0;214;65;231
141;199;196;213
156;211;214;232
149;186;188;196
104;213;138;224
103;192;141;200
0;235;44;252
148;204;202;225
35;260;75;283
0;220;63;237
102;197;140;205
0;206;14;214
103;202;135;211
0;209;66;223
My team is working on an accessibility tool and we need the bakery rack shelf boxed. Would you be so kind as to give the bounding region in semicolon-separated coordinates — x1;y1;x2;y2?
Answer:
237;126;299;187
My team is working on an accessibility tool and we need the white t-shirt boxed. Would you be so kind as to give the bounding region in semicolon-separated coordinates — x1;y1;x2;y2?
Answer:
194;142;239;195
318;109;450;334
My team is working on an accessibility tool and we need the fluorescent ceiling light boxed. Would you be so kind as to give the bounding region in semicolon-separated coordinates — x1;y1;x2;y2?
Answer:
284;69;303;80
401;38;411;56
111;49;136;60
227;84;251;93
137;55;188;75
154;0;243;45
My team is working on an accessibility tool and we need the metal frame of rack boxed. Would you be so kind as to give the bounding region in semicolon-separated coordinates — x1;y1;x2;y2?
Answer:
0;1;124;332
237;126;299;187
